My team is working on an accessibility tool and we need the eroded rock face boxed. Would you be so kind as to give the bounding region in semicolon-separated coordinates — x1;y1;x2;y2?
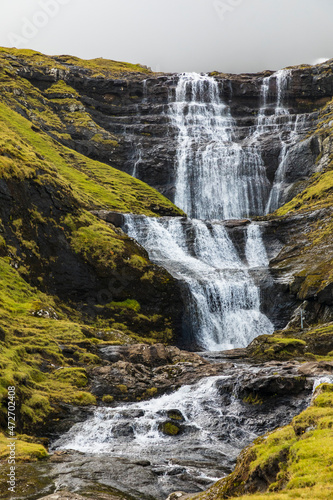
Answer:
4;54;333;209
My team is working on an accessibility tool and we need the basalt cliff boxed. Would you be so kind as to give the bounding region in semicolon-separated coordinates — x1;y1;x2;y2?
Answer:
0;48;333;500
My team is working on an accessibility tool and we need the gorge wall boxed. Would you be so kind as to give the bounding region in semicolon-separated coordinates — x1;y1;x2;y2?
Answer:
1;49;333;500
1;49;333;346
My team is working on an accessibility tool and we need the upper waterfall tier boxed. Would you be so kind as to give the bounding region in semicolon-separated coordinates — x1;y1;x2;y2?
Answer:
169;73;270;219
168;71;307;219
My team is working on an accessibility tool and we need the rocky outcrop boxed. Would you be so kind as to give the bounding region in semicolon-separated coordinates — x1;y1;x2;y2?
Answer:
88;344;228;402
192;381;333;499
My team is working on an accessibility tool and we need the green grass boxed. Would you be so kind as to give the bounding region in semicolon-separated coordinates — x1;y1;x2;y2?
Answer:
0;258;99;434
0;433;48;462
0;100;183;216
0;47;153;78
196;384;333;500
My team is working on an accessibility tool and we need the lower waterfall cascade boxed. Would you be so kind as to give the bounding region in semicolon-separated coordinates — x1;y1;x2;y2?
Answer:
124;215;274;350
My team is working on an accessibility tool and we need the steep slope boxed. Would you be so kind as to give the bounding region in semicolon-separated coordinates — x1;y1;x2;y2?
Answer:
0;84;184;458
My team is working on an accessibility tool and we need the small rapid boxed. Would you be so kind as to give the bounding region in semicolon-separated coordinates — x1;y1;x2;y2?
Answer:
52;363;317;497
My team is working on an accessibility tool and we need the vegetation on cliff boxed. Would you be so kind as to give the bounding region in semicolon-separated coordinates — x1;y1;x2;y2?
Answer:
0;47;333;500
0;47;184;459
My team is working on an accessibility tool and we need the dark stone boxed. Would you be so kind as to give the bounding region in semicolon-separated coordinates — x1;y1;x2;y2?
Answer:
90;210;125;228
167;410;185;422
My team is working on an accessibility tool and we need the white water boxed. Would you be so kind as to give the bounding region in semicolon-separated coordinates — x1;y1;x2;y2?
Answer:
53;368;318;463
169;73;270;220
255;69;307;213
245;224;269;268
124;216;273;350
53;376;237;455
168;71;305;221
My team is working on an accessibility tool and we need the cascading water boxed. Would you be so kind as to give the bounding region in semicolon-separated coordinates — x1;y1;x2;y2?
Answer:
51;70;324;500
53;364;315;497
123;72;282;350
124;215;273;350
169;73;270;220
254;69;304;213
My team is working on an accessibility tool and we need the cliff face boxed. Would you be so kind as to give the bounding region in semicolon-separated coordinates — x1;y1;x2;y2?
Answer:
3;49;332;205
1;48;333;500
0;48;333;348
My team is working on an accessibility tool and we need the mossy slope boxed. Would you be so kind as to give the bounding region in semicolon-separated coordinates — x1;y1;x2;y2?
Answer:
0;97;183;217
248;323;333;361
194;384;333;500
0;47;171;197
0;51;184;455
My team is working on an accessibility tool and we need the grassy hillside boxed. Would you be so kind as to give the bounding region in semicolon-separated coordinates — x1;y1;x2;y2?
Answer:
0;99;183;217
0;47;153;78
0;52;184;461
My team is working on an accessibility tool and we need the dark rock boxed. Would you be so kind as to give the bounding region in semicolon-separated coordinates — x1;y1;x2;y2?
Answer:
223;219;251;228
112;423;134;437
167;410;185;422
90;210;125;228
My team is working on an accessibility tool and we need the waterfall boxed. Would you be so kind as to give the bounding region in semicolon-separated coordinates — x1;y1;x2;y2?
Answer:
255;69;302;213
124;216;274;351
245;224;269;268
122;72;294;350
169;73;270;220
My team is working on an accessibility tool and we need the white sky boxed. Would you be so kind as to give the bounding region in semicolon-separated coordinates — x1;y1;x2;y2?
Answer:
0;0;332;74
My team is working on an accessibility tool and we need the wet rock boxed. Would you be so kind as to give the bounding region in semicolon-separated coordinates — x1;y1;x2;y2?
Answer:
97;344;205;367
219;348;249;358
167;410;185;422
39;492;95;500
297;361;333;376
89;345;228;403
112;423;134;437
223;219;251;228
159;421;182;436
166;491;190;500
238;373;311;399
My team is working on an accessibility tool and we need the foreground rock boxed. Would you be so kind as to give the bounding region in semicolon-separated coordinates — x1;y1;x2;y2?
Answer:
190;382;333;499
89;344;230;402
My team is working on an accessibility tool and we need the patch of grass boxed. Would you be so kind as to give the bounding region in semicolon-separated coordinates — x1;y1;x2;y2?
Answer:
196;384;333;500
0;433;48;462
249;336;307;360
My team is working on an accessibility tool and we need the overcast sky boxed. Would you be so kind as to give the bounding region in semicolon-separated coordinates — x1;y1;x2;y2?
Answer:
0;0;332;74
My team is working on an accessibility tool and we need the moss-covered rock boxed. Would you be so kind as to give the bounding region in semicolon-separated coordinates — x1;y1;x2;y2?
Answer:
159;421;182;436
247;323;333;362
